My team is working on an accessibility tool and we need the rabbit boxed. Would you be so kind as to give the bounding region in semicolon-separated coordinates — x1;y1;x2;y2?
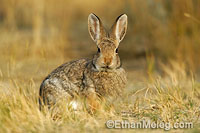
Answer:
39;13;128;112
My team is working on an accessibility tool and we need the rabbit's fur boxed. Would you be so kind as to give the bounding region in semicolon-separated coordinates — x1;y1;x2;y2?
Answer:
39;13;128;111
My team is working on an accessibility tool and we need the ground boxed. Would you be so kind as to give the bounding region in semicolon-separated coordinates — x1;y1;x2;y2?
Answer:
0;40;199;132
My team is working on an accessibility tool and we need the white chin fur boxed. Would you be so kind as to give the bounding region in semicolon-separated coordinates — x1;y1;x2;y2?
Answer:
96;65;116;72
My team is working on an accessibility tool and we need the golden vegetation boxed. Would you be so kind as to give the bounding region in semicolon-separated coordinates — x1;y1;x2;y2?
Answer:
0;0;200;132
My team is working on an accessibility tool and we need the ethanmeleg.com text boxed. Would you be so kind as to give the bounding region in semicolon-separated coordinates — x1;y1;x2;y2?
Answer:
105;120;193;130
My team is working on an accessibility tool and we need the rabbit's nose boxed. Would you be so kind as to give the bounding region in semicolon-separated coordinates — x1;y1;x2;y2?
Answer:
104;58;112;66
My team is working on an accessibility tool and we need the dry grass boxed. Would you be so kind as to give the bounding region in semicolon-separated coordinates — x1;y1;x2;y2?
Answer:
0;0;200;132
0;42;199;132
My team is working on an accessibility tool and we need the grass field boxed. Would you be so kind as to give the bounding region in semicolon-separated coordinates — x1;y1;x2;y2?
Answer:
0;0;200;132
0;39;199;132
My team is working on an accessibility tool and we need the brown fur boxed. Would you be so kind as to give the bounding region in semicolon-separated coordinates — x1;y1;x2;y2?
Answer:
39;13;128;111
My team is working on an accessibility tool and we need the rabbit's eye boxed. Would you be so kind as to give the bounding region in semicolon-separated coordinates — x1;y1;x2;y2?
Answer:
98;47;101;52
115;48;119;53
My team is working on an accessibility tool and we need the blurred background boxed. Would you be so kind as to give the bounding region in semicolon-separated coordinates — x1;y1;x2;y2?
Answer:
0;0;200;84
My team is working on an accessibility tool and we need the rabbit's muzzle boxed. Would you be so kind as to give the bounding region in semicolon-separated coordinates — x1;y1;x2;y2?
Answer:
104;57;112;67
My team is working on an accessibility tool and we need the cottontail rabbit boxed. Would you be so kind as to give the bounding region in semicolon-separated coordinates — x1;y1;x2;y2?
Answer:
39;13;128;111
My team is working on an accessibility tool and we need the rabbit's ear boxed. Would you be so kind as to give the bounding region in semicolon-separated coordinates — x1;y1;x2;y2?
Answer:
88;13;106;43
110;14;127;43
